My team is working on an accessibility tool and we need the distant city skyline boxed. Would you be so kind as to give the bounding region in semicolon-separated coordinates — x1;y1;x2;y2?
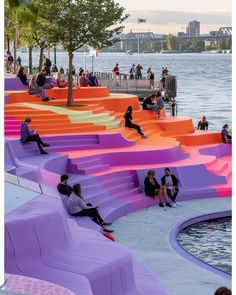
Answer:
117;0;231;34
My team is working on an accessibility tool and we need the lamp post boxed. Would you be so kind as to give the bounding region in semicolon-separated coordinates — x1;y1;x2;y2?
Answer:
53;45;57;65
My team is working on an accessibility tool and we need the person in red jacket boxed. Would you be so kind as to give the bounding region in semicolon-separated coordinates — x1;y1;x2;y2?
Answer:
112;63;120;85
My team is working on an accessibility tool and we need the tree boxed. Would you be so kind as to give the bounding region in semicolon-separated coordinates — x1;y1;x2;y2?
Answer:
167;34;179;51
192;39;205;52
226;36;232;50
217;39;227;50
42;0;128;106
19;1;56;71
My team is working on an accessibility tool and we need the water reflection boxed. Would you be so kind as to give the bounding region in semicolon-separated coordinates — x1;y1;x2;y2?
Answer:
177;217;231;274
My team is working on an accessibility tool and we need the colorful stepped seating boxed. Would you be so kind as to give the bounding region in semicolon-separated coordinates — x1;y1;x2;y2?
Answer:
5;81;231;295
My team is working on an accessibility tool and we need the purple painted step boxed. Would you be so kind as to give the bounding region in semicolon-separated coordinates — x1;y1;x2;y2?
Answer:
200;144;232;158
5;77;28;90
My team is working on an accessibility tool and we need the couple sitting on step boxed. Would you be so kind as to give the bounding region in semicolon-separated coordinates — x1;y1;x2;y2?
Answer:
144;168;181;208
57;174;113;233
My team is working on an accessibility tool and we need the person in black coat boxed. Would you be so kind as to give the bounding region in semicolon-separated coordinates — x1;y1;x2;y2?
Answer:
144;170;172;207
124;106;148;138
161;168;180;206
57;174;73;197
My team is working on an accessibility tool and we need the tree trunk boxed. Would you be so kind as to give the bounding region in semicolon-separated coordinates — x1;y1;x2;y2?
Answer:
13;11;18;74
39;47;44;71
6;35;10;52
67;51;74;107
29;46;32;74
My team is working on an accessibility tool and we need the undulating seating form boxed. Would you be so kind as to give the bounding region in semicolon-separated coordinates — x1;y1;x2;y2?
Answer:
5;82;231;295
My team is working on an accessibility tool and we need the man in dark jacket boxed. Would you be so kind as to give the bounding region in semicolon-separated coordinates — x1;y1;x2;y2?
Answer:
20;117;50;154
57;174;73;197
36;68;52;88
161;168;181;207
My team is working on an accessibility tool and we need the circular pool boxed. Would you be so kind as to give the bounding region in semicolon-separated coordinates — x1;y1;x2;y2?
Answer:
177;217;231;274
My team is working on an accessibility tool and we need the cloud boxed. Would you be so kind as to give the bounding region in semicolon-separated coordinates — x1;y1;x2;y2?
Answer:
126;10;231;25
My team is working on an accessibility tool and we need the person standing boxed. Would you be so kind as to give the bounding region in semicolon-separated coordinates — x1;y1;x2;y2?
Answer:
112;63;120;85
20;117;50;154
135;64;143;79
161;168;180;207
147;67;155;89
124;106;147;138
197;116;209;130
155;91;165;119
129;64;135;79
144;170;172;207
221;124;231;144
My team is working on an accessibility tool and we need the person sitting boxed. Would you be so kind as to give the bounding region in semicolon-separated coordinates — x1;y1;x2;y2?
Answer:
56;72;68;88
142;94;156;110
20;117;50;154
51;64;58;73
79;73;89;87
17;66;29;86
161;168;180;207
57;174;73;197
67;184;113;232
87;72;98;87
28;75;50;101
214;287;231;295
36;68;52;89
197;116;209;130
124;106;147;138
144;170;172;208
221;124;231;144
59;66;65;75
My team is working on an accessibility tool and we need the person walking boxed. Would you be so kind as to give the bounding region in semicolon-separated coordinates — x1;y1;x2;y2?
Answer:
20;117;50;154
155;91;165;119
124;106;147;138
161;168;180;207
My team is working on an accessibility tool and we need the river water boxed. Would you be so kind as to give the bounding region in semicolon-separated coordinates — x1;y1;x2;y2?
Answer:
177;217;232;275
19;52;232;130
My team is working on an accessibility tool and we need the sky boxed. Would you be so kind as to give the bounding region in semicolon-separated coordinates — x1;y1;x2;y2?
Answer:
117;0;232;34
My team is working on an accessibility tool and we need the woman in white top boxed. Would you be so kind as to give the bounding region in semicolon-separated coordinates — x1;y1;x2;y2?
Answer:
67;183;109;226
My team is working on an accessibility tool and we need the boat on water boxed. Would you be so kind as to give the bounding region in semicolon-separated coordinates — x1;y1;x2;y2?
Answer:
126;50;133;55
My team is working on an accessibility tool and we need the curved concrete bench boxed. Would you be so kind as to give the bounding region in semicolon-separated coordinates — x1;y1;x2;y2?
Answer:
5;77;28;91
5;195;143;295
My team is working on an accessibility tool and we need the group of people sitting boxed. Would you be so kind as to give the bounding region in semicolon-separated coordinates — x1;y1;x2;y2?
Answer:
196;116;232;144
78;72;99;87
144;168;180;207
55;169;180;234
142;91;165;119
57;174;113;233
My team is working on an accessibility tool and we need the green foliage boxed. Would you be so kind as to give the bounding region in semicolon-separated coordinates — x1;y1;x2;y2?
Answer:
205;45;212;51
41;0;128;53
192;39;204;52
40;0;128;105
226;36;232;50
166;34;179;51
217;39;227;50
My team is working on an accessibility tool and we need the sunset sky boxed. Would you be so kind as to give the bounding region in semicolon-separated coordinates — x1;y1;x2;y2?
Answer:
117;0;232;34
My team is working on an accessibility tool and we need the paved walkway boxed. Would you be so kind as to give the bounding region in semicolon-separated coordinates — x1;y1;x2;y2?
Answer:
112;197;231;295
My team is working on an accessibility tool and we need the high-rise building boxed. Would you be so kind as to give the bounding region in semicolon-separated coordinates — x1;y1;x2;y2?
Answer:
186;21;200;37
